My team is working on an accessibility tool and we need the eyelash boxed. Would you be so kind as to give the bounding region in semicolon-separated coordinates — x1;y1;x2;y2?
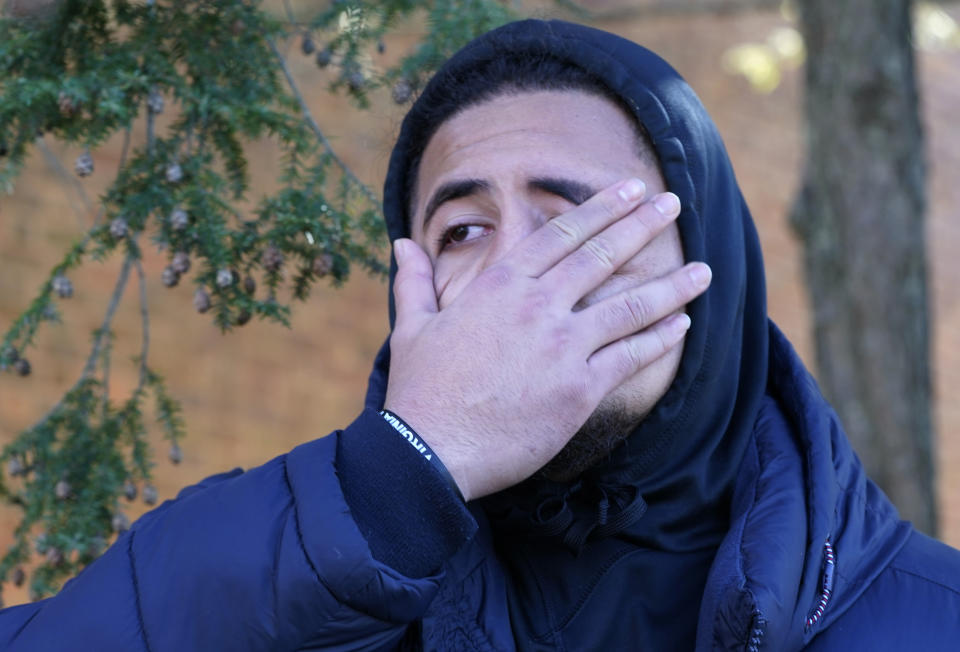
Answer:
436;223;489;252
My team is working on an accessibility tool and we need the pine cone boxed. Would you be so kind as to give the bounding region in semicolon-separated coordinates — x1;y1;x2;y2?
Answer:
392;79;413;105
377;39;386;54
109;217;128;239
7;457;25;477
243;276;256;295
147;88;164;115
165;162;183;183
142;483;158;506
123;479;137;501
14;358;31;377
2;346;19;365
315;48;332;68
52;274;73;298
301;35;316;55
235;309;252;326
169;443;183;465
74;151;94;177
312;253;334;277
161;265;180;288
54;480;71;500
193;287;211;313
216;268;234;288
11;567;25;587
170;207;189;231
111;512;130;533
45;547;64;566
172;251;191;274
262;245;284;272
58;91;77;118
346;70;365;93
86;535;106;557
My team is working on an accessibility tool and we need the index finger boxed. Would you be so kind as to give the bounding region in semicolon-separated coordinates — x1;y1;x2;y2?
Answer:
507;178;648;277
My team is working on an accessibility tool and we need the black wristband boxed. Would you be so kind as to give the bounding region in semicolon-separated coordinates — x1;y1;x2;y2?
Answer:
378;409;466;503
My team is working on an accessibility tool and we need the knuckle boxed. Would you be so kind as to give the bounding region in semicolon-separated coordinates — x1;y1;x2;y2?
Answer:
547;217;582;246
478;264;513;291
581;237;616;270
628;210;656;243
672;270;698;304
545;325;573;356
595;192;621;221
615;341;644;376
518;289;551;323
391;272;417;299
653;326;673;356
623;292;655;328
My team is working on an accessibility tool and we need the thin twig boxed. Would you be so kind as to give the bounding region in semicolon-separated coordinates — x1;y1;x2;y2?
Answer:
266;36;381;207
81;255;133;379
133;258;150;392
36;136;94;227
86;126;132;232
100;325;111;417
282;0;296;23
146;92;156;160
26;252;135;431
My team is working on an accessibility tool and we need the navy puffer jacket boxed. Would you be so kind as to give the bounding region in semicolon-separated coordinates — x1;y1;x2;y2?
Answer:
2;20;958;651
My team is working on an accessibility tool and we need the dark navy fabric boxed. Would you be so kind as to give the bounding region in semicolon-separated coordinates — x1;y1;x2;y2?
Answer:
2;19;959;651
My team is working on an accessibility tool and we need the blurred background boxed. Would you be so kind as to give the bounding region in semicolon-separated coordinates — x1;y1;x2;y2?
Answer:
1;0;958;605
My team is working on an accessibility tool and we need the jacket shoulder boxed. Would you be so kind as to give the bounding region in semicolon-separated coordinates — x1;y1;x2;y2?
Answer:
807;530;960;651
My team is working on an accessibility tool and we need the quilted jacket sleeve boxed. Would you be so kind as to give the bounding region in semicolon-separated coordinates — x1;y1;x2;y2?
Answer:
0;408;477;651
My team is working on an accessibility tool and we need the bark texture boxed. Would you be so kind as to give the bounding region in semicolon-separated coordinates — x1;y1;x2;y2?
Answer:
791;0;936;534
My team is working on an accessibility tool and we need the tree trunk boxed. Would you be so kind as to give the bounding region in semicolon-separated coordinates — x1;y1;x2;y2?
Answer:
791;0;936;534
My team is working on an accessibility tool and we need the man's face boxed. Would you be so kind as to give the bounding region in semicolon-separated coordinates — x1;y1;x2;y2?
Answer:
410;90;685;478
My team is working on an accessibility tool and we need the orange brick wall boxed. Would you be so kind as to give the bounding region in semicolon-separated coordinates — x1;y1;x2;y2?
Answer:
1;9;958;607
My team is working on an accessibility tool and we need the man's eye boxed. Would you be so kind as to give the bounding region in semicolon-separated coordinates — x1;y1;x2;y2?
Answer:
438;224;488;250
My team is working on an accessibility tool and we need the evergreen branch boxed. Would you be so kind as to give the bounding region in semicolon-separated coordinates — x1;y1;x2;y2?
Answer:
266;36;381;208
20;251;134;437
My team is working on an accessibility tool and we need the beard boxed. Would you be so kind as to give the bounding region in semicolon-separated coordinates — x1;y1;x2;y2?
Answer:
536;396;642;482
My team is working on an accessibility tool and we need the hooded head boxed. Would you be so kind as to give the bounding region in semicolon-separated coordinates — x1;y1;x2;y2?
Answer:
367;19;769;551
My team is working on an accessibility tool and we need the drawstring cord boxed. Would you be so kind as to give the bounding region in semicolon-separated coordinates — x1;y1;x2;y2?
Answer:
498;480;649;553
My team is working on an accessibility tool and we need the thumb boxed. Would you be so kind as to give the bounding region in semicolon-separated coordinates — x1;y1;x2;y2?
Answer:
392;238;438;329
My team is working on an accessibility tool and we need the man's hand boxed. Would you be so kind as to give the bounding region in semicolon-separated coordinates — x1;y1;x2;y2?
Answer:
383;179;711;501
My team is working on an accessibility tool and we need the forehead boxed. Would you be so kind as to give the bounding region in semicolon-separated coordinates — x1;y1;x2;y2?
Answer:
412;90;657;223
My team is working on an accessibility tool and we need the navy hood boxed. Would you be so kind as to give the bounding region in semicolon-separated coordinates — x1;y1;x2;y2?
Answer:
366;19;768;554
362;19;915;650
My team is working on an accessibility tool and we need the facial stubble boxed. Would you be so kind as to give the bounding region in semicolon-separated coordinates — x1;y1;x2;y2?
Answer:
536;396;643;482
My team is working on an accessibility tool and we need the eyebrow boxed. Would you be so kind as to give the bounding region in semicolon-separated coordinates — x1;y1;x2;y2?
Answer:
527;177;597;207
419;176;599;229
422;178;491;228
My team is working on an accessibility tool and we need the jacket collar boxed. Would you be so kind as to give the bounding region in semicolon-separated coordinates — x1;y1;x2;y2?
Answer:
699;322;911;651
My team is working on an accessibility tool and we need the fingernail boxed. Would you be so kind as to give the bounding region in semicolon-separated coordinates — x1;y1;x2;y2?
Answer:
654;192;681;217
673;313;692;332
618;178;646;202
394;239;408;263
688;263;712;287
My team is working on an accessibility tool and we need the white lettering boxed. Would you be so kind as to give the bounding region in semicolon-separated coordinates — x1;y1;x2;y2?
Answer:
380;411;432;460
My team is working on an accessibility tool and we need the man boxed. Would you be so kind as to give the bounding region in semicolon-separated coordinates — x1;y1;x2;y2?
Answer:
2;19;959;651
